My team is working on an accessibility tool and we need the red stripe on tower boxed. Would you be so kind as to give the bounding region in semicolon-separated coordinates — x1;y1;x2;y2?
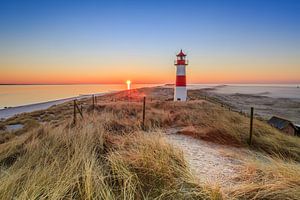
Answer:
176;75;186;86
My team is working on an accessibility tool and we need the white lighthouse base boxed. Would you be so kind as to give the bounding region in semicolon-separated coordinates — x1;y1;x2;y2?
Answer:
174;86;187;101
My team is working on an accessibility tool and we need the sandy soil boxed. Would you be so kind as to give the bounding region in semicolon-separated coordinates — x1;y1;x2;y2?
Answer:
165;128;250;189
200;88;300;124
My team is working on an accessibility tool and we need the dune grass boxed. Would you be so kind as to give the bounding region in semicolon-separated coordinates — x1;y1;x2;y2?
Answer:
0;113;221;199
168;101;300;161
87;97;300;161
229;156;300;200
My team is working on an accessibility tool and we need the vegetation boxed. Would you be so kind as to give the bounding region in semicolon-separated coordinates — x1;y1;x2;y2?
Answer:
230;156;300;200
0;87;299;199
90;97;300;161
0;113;221;199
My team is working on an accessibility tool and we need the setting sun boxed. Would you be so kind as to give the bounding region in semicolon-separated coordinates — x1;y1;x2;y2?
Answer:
126;80;131;90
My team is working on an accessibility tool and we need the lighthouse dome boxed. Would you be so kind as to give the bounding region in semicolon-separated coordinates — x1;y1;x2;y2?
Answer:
176;49;186;57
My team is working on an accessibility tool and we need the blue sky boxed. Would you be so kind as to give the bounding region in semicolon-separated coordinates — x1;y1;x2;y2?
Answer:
0;0;299;84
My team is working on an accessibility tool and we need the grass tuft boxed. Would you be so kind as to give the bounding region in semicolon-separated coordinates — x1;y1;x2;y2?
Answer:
229;156;300;200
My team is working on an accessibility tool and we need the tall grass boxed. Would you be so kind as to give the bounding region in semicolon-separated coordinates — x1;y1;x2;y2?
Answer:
0;114;221;199
229;156;300;200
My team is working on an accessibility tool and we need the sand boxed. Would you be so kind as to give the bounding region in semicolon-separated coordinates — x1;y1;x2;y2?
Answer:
199;88;300;124
165;128;250;189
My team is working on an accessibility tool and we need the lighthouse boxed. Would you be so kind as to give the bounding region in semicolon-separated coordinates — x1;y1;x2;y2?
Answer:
174;49;188;101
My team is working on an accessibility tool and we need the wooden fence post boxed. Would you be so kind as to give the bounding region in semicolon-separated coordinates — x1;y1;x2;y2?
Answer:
73;100;77;124
92;95;95;110
72;100;84;125
75;101;83;118
249;107;254;145
142;96;146;130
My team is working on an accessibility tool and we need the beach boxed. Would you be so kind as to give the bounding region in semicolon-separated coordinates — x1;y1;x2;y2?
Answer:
0;94;102;119
197;85;300;124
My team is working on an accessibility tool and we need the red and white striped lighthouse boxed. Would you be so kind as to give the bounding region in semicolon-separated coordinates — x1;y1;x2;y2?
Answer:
174;49;188;101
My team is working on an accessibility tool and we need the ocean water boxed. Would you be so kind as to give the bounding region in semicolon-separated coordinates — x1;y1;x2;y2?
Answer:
0;84;159;109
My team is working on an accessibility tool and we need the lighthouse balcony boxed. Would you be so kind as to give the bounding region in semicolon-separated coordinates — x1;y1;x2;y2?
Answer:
174;60;188;65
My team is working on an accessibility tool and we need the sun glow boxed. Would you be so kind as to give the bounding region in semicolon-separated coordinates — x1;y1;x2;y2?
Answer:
126;80;131;90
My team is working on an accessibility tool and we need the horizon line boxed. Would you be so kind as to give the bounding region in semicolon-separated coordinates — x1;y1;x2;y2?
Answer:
1;82;299;86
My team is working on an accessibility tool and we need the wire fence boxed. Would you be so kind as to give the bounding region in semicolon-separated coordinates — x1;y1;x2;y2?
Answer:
71;94;255;145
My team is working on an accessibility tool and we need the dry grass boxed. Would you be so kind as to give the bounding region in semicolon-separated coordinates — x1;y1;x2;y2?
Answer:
171;101;300;161
229;156;300;200
0;113;221;199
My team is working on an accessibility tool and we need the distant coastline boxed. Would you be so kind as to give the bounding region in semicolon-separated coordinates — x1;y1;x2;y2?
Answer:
0;84;161;110
0;93;109;119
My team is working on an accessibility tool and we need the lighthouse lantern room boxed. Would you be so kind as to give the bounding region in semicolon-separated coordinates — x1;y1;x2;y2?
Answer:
174;49;188;101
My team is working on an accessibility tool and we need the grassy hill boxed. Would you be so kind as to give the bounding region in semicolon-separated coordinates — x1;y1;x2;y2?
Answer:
0;87;299;199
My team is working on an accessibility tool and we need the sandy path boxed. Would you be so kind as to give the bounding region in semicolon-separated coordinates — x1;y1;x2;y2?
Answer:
165;129;248;188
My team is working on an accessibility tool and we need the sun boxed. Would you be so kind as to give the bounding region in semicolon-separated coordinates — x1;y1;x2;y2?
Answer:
126;80;131;90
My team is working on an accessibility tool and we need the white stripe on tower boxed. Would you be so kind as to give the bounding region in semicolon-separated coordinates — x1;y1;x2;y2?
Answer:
176;65;186;76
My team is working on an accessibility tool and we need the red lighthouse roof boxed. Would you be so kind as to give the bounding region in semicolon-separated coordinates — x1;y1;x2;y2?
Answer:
176;49;186;57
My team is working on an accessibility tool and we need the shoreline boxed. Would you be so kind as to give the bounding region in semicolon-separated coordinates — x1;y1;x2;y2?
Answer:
0;84;163;118
0;85;162;120
0;92;108;119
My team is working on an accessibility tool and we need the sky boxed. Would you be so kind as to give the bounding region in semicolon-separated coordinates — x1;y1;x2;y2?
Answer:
0;0;299;84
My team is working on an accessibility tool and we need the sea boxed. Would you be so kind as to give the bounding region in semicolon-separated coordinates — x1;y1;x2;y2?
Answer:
0;84;158;109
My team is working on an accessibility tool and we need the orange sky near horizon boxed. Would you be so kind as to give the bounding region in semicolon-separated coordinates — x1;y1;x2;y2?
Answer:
1;52;299;84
